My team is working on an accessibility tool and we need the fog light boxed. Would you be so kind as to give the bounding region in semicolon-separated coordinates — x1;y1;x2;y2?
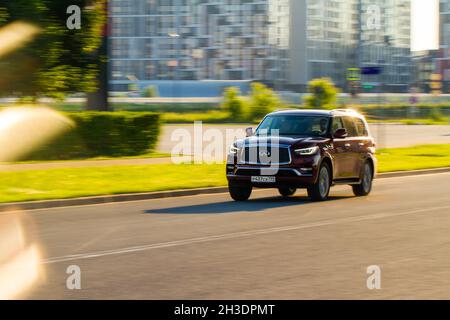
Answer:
300;168;313;175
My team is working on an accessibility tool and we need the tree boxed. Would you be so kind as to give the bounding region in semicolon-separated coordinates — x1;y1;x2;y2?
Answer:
304;78;339;109
0;0;106;103
142;85;159;98
221;87;246;120
249;82;280;121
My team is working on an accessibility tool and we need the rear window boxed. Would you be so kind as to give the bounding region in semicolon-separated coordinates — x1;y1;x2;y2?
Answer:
354;118;369;136
342;117;358;137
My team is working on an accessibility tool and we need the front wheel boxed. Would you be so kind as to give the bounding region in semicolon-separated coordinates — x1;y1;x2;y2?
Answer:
228;183;252;201
353;162;373;197
307;163;331;201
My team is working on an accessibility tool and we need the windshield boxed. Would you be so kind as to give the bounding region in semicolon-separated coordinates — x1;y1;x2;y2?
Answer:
256;115;330;137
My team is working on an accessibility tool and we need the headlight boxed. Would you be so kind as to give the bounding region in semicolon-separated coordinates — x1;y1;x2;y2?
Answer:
229;144;239;154
294;146;319;156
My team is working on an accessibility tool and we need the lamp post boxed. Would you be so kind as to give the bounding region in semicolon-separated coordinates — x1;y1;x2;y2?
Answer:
168;32;180;100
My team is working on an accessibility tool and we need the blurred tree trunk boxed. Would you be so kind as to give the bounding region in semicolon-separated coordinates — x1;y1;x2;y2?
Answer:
86;0;109;111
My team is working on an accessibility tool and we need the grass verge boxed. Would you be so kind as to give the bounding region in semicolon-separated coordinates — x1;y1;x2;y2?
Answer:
376;144;450;173
0;144;449;203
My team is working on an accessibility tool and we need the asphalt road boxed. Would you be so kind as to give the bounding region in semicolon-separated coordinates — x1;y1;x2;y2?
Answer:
9;172;450;299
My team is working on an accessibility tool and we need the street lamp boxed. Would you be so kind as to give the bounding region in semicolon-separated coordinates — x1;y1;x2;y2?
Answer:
168;32;180;100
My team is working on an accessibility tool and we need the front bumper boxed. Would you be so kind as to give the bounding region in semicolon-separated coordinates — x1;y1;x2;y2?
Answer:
226;153;321;188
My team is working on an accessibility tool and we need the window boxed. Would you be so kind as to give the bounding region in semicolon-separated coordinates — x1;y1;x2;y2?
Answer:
331;117;344;133
353;118;368;136
342;117;358;137
257;115;330;137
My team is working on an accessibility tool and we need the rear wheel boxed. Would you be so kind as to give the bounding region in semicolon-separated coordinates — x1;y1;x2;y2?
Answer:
307;163;331;201
353;162;373;197
278;187;297;197
228;182;252;201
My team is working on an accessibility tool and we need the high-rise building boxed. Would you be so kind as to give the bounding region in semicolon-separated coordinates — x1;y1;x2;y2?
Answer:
358;0;411;92
109;0;412;95
436;0;450;93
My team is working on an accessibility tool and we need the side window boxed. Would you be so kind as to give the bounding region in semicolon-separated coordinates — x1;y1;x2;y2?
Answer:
342;117;358;137
331;117;344;134
354;118;368;137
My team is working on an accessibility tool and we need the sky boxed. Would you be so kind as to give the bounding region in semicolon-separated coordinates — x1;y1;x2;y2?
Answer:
411;0;440;51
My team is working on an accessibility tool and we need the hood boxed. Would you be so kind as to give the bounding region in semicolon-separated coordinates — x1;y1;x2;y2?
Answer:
236;136;330;148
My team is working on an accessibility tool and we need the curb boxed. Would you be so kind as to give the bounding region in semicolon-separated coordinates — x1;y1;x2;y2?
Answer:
376;167;450;179
1;167;449;212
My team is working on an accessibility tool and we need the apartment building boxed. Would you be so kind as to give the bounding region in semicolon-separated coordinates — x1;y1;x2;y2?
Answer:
109;0;412;94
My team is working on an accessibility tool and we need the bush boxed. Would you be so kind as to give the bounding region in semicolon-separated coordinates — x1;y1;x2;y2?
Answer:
356;104;450;120
221;87;247;120
142;85;159;98
304;78;339;108
24;112;161;160
249;83;280;121
429;108;446;122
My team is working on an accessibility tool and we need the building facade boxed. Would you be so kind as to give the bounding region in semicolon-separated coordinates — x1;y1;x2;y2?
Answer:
109;0;412;95
412;50;440;93
436;0;450;93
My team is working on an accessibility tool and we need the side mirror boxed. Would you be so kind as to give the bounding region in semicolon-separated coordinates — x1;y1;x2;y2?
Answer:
334;128;348;139
245;127;254;137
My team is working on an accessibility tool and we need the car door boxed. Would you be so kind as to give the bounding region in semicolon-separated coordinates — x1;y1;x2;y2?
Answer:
341;116;360;178
352;117;374;175
330;116;353;179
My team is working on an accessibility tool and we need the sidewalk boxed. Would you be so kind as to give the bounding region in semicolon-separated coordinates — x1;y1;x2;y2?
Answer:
0;156;183;172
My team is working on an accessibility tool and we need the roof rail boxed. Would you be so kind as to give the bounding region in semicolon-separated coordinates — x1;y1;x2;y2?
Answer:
332;108;359;114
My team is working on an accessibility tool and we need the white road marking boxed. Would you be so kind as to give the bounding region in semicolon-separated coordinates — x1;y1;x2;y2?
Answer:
41;204;450;264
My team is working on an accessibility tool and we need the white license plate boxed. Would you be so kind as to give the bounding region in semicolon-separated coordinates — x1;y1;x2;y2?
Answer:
251;176;276;183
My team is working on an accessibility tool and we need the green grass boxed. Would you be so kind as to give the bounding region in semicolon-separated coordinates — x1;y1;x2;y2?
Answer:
4;152;171;165
0;163;227;203
51;103;220;113
0;144;449;203
367;118;450;125
162;111;232;123
377;144;450;173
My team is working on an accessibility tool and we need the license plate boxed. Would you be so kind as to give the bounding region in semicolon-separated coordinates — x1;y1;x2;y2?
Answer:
251;176;276;183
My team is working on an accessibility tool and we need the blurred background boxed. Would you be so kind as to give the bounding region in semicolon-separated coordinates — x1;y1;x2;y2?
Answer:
0;0;449;301
0;0;448;199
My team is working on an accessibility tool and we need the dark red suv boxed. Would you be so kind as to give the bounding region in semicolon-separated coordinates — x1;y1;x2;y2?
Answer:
226;109;377;201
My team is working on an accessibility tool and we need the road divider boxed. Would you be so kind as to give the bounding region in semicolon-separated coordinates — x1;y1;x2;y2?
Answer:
1;167;449;213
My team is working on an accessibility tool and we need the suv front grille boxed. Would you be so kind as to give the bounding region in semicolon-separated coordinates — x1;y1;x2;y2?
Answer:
240;146;291;165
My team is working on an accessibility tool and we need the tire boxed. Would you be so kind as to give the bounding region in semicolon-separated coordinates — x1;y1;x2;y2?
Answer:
353;161;373;197
228;183;252;201
307;163;331;201
278;187;297;197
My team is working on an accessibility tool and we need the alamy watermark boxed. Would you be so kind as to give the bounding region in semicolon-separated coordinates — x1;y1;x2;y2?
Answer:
366;5;381;31
170;121;281;173
66;265;81;290
366;265;381;290
66;5;81;30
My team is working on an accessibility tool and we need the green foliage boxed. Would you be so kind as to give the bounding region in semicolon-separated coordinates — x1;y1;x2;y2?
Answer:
304;78;339;108
221;87;247;120
248;82;280;121
355;104;450;120
429;108;446;122
0;0;106;99
128;83;139;92
142;85;159;98
24;112;161;160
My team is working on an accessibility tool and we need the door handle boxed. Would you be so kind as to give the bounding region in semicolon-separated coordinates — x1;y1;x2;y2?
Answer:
358;143;365;147
344;143;351;148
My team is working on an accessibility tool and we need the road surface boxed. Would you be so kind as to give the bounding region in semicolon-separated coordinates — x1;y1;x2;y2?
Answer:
9;172;450;299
